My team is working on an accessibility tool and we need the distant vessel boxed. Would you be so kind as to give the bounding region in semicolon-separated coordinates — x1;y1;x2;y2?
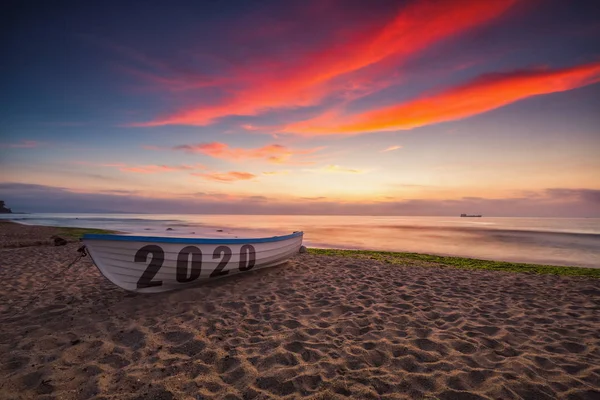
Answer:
460;214;482;217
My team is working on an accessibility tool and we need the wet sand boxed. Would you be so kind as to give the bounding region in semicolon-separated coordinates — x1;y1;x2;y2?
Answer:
0;222;599;399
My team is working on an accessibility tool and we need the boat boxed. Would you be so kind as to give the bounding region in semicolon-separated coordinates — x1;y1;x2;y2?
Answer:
460;214;482;217
82;231;304;293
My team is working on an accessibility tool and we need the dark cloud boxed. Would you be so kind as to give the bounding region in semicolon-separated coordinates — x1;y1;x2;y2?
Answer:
1;183;599;217
545;188;600;203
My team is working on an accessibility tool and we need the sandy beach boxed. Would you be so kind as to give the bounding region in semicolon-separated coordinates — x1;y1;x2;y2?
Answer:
0;222;599;400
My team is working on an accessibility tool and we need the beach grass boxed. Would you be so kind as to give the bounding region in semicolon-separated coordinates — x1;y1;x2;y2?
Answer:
56;227;116;239
308;248;600;278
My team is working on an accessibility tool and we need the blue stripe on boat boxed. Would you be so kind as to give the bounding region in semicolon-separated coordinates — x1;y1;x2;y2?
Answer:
82;231;303;244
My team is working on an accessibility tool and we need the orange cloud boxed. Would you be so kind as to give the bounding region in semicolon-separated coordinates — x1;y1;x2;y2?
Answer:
174;142;323;165
262;171;289;176
307;165;365;174
191;171;257;182
285;61;600;135
381;145;403;152
135;0;517;126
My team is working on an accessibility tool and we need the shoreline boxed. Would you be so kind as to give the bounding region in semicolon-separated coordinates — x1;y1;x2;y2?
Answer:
3;214;599;269
1;221;597;278
3;215;599;269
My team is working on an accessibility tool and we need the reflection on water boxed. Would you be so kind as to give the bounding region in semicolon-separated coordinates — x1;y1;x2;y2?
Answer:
2;214;599;268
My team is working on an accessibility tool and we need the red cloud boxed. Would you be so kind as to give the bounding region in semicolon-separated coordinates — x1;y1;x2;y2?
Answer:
173;142;323;165
191;171;257;182
134;0;517;127
284;61;600;135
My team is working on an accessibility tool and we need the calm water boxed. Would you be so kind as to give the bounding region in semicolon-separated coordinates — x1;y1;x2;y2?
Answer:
2;214;599;268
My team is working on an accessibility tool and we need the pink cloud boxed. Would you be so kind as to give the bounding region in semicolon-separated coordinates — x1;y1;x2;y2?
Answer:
306;165;365;174
262;170;289;176
73;161;206;174
173;142;323;165
240;124;261;131
101;163;128;168
119;165;202;174
381;145;403;152
191;171;257;182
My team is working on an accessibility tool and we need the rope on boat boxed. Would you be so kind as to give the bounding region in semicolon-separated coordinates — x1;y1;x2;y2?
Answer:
2;245;88;322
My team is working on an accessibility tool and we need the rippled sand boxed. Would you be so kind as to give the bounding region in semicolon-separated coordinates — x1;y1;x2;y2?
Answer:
0;222;599;399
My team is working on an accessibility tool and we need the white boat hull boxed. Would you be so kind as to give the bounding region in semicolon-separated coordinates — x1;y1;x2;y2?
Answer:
82;232;303;293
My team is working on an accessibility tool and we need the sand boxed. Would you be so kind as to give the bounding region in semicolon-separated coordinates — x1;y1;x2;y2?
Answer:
0;222;599;399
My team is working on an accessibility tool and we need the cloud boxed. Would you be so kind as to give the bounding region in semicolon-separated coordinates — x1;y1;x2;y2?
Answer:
100;163;128;168
301;196;328;201
284;61;600;134
173;142;323;165
1;140;41;149
81;34;228;93
191;171;257;182
73;161;206;174
2;182;598;217
381;145;402;152
241;124;261;131
307;165;365;174
132;0;517;127
72;161;253;182
116;65;225;92
544;188;600;203
262;171;289;176
119;164;204;174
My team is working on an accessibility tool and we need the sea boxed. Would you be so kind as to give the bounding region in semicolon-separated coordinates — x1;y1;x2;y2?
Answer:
1;214;599;268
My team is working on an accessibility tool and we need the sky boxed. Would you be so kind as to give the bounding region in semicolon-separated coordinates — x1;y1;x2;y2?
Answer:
1;0;599;216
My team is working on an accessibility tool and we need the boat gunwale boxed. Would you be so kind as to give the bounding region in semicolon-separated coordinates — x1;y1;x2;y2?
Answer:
82;231;303;244
87;239;302;260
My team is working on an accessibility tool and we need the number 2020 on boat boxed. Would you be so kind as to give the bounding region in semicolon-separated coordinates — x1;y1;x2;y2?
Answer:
82;231;304;293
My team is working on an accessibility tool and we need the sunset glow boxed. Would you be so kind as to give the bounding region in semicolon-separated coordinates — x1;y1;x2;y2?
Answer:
136;0;517;127
284;62;600;134
1;0;599;216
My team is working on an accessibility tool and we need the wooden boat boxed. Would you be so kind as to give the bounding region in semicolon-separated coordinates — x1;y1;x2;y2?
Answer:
82;231;303;293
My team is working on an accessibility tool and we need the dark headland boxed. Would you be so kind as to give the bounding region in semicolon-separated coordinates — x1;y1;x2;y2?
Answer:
0;201;12;214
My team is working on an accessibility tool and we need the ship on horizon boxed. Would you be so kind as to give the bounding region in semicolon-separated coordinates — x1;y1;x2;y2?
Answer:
460;213;482;217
